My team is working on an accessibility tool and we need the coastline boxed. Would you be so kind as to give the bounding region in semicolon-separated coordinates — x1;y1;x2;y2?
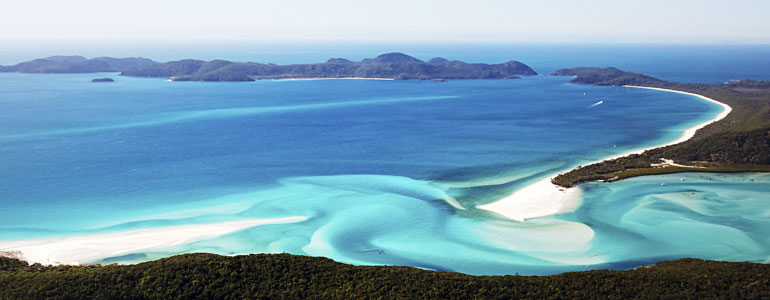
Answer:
477;86;733;221
259;77;396;81
0;216;307;266
168;77;397;82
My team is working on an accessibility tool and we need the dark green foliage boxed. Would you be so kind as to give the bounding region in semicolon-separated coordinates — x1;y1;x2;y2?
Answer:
552;154;656;187
121;52;537;81
659;126;770;164
0;254;767;299
0;256;28;271
553;126;770;187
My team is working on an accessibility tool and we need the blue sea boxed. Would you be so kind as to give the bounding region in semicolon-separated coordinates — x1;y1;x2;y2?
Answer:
0;43;769;275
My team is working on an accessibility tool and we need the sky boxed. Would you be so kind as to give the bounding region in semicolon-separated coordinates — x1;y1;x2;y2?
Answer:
1;0;769;44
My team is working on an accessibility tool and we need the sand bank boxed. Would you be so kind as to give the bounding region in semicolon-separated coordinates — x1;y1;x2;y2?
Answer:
477;86;732;221
0;216;307;265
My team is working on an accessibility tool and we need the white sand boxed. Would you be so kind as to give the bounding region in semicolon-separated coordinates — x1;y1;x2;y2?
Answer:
477;177;582;221
477;86;732;221
620;86;732;152
0;216;307;266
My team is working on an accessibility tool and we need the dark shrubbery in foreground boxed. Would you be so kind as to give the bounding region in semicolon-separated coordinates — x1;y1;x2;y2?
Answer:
1;254;768;299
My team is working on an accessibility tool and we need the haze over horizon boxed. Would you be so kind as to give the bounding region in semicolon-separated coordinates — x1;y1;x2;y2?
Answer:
2;0;769;44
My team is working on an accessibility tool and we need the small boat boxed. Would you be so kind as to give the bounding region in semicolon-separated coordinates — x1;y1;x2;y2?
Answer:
660;183;666;186
680;177;685;181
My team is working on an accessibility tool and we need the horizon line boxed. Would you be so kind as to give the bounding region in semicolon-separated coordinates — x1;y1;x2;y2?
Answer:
2;38;770;46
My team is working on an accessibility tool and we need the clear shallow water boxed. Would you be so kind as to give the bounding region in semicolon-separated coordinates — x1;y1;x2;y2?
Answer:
573;173;770;267
0;71;767;275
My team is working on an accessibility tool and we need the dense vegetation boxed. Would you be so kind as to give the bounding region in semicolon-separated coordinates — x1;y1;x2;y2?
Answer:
119;52;537;81
552;67;665;86
551;68;770;187
1;253;768;299
0;55;158;73
0;53;537;81
553;126;770;186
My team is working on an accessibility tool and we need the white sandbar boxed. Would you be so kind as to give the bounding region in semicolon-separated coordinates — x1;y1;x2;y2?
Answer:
0;216;307;266
477;86;732;221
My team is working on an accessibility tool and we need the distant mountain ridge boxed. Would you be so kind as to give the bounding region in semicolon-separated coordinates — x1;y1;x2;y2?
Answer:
0;52;537;81
123;52;537;81
0;55;158;73
551;67;665;86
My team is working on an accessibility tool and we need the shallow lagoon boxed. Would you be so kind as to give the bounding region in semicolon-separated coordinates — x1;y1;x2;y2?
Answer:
0;72;767;275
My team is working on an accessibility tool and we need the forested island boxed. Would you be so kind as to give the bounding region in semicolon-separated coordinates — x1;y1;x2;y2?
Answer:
1;253;768;299
551;67;770;187
0;53;537;81
0;55;158;73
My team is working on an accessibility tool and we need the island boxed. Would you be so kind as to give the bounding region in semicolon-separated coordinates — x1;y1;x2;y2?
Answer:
550;67;770;187
0;55;158;73
0;53;538;81
90;78;114;82
123;52;537;81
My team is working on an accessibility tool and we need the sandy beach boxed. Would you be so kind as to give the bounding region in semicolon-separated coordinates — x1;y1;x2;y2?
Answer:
477;86;733;221
0;216;307;266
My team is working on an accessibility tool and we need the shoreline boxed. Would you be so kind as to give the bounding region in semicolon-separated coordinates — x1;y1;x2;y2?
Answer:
0;216;307;266
477;86;733;221
168;77;397;82
258;77;396;81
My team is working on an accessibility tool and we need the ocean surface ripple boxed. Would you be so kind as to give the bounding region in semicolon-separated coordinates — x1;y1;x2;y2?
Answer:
0;73;767;275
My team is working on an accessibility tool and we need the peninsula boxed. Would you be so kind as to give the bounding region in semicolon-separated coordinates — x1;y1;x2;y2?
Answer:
478;67;770;221
0;53;537;81
550;67;770;187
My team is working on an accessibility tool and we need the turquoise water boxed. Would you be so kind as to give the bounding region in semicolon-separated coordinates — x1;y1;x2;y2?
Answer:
0;70;767;275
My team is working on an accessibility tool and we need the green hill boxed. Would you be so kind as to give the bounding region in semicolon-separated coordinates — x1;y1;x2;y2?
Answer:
121;52;537;81
1;254;768;299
